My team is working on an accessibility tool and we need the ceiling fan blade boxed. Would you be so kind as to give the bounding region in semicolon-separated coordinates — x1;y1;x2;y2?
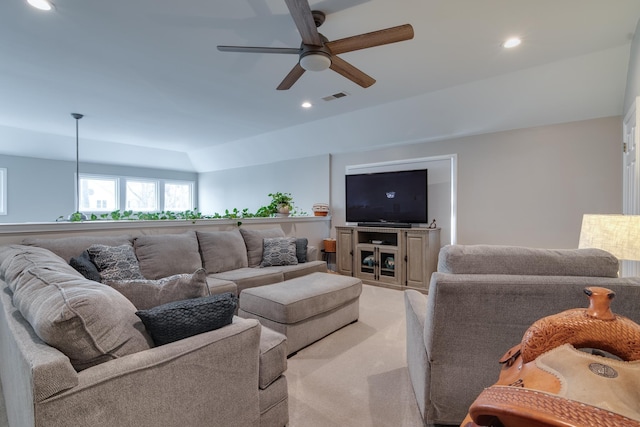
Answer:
284;0;323;46
326;24;414;55
277;63;306;90
217;46;300;55
329;56;375;88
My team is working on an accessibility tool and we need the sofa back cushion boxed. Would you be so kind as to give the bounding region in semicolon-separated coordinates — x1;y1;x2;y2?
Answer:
197;230;248;273
437;244;620;278
21;234;133;262
0;245;153;371
239;227;286;267
134;231;202;279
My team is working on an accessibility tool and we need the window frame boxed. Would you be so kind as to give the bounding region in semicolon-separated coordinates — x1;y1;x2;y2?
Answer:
78;173;196;215
78;174;120;213
0;168;6;215
163;180;195;212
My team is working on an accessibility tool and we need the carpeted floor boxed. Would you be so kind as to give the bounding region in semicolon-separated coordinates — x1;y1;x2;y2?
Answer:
286;284;423;426
0;284;424;427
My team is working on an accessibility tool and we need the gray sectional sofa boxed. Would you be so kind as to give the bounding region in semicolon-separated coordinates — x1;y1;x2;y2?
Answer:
0;227;327;427
405;244;640;426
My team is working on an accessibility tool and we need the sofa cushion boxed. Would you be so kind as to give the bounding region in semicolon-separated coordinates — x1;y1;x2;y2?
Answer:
197;230;248;273
69;250;102;282
133;231;202;280
437;245;620;278
261;237;298;267
21;234;132;262
240;228;286;267
105;268;210;310
210;268;284;294
0;245;152;371
136;293;237;346
87;244;145;282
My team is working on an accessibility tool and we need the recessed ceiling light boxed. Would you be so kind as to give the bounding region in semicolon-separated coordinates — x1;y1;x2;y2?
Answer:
301;102;312;109
27;0;53;11
502;37;522;49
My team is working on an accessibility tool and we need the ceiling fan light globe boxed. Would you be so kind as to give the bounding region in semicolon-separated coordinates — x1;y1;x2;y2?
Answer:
27;0;53;10
300;52;331;71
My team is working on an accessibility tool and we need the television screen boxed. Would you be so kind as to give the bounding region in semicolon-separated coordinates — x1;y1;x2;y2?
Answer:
345;169;428;224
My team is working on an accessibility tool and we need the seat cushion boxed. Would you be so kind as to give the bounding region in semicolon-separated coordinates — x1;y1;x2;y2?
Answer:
133;231;202;279
239;272;362;324
210;268;283;294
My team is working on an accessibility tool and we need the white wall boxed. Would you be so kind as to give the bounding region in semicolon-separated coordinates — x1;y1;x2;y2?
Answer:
624;18;640;115
331;117;622;249
198;155;330;216
0;154;197;223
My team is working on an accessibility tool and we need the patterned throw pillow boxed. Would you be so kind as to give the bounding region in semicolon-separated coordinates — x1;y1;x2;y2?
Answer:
105;268;210;310
136;293;237;346
260;237;299;267
87;244;145;282
69;250;102;282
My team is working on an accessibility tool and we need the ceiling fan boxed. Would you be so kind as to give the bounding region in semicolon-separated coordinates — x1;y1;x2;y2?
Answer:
217;0;414;90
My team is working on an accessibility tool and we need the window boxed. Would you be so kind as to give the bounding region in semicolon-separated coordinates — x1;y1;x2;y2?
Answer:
164;181;193;211
79;174;195;214
79;175;118;212
126;180;158;211
0;168;6;215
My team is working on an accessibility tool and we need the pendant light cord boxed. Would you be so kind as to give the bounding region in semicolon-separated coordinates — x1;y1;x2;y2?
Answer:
71;113;84;214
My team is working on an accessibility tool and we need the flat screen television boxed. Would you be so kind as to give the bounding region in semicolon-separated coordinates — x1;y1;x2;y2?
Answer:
345;169;428;225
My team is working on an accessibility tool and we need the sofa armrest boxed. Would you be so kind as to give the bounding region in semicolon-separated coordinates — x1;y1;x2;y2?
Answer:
423;273;640;425
37;317;262;427
307;245;318;261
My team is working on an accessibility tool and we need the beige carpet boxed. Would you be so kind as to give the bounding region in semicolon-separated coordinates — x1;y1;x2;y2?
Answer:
0;284;424;427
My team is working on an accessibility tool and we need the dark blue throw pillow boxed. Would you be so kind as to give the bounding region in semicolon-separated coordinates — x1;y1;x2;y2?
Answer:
135;293;237;346
69;250;102;282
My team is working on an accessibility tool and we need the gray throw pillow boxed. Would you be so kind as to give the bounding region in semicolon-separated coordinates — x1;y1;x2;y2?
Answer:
296;238;308;263
133;232;202;280
87;244;145;282
261;237;299;267
105;268;210;310
136;293;237;346
69;250;102;282
239;228;286;267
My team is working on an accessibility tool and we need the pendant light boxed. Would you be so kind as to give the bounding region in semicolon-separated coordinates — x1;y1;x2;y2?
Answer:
69;113;87;221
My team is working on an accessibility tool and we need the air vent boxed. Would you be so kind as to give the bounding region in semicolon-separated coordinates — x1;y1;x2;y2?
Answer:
322;91;349;102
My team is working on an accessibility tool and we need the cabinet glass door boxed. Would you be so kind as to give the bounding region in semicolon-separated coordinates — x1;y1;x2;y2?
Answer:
357;246;376;279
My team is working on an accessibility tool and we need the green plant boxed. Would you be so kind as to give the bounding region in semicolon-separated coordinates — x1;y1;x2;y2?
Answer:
56;193;308;221
265;192;294;216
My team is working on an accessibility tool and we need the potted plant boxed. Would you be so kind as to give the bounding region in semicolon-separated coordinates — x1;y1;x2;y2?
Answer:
267;192;294;216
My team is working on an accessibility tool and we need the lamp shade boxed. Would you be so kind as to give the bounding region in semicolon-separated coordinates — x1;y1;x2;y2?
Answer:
578;214;640;261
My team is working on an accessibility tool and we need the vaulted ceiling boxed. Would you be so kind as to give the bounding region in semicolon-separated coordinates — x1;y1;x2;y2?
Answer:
1;0;639;172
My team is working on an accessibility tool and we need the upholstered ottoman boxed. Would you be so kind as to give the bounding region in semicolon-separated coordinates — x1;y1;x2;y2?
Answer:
238;272;362;355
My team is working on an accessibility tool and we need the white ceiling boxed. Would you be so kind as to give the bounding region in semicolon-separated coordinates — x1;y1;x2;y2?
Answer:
1;0;639;172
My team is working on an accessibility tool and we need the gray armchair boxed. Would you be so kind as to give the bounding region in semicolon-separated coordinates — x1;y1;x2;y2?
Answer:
405;244;640;426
